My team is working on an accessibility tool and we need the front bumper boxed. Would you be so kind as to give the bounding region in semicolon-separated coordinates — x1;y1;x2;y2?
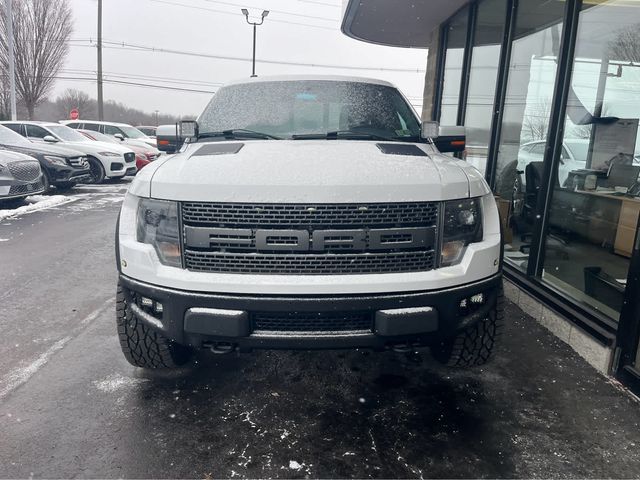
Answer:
45;163;91;185
118;272;502;351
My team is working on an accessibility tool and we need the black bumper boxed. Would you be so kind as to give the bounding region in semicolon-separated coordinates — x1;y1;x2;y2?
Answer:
118;273;502;351
45;163;91;185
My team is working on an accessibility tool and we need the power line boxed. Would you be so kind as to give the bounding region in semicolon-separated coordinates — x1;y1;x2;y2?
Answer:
199;0;336;21
54;76;216;94
148;0;337;30
69;39;426;73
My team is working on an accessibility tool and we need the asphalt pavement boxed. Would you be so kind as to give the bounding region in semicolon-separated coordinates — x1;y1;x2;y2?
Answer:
1;180;640;479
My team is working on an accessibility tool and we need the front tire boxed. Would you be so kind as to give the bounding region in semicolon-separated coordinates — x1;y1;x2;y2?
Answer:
432;284;504;367
87;157;105;184
116;283;191;369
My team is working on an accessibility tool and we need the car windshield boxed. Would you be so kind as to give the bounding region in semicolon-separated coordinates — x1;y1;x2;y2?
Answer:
0;125;30;146
47;125;90;142
120;126;148;139
198;80;421;140
565;141;589;162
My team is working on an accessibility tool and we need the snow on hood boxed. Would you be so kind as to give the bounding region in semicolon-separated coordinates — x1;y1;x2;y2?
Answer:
137;140;487;203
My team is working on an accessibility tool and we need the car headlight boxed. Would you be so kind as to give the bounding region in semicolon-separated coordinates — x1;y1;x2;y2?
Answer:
441;198;483;267
43;155;67;166
98;151;121;157
136;198;181;267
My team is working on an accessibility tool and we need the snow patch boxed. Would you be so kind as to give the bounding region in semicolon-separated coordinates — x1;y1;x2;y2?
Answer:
0;337;71;400
289;461;302;470
0;195;75;221
93;373;149;393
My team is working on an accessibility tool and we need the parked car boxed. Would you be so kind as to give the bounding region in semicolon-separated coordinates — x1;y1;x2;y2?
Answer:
78;129;160;172
1;121;136;183
0;125;90;191
517;138;590;187
0;150;45;201
136;126;157;138
115;75;502;370
61;120;157;149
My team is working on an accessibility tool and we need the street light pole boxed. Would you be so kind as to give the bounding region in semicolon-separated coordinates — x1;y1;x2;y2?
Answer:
241;9;269;78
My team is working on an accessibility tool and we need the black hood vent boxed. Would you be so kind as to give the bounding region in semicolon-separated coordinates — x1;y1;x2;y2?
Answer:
376;143;428;157
192;143;244;156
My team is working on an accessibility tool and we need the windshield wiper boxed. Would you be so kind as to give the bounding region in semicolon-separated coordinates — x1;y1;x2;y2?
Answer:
292;130;398;141
198;129;282;140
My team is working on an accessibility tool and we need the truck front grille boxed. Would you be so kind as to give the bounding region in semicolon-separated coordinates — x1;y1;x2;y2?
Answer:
181;202;439;227
184;250;435;275
181;202;439;275
252;311;373;333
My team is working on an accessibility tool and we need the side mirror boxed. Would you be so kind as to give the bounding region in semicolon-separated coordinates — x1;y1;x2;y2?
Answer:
114;133;125;141
43;135;58;143
421;121;440;139
156;124;182;153
433;125;466;154
179;120;199;142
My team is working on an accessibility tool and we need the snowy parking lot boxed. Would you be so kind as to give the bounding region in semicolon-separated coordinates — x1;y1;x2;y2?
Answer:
1;178;640;478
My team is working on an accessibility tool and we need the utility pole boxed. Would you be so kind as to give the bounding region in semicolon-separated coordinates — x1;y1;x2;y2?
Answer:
97;0;104;120
241;9;269;78
5;0;17;120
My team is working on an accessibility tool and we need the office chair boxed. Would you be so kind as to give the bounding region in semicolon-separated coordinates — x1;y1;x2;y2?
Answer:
518;162;569;257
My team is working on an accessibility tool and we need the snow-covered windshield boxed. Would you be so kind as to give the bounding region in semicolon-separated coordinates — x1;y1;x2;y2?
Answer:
198;80;421;140
0;125;31;146
48;125;90;143
120;126;148;139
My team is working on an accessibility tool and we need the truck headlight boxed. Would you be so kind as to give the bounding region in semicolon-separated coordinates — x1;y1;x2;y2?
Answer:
136;198;181;267
441;198;483;267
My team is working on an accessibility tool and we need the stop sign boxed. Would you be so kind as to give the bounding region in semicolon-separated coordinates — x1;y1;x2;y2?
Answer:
70;108;79;120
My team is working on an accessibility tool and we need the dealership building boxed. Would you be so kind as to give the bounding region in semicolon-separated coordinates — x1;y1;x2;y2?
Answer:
342;0;640;393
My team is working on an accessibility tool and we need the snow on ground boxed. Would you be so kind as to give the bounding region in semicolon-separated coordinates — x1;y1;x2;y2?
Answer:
0;195;76;221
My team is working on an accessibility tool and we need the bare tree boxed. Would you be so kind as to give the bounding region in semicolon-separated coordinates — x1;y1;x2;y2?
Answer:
0;0;72;119
608;23;640;63
56;88;96;120
522;97;552;142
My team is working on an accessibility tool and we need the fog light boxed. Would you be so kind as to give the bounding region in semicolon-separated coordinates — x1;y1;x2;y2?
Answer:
140;297;153;307
470;293;484;304
154;302;163;313
459;299;468;309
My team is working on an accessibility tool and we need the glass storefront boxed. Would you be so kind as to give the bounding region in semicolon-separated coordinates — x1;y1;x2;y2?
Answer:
436;0;640;387
542;1;640;320
463;0;507;175
439;8;469;126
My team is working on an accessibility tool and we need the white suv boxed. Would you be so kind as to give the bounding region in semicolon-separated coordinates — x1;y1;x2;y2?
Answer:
2;121;136;183
116;76;503;369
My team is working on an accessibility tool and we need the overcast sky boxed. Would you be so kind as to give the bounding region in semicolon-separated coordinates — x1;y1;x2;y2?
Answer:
56;0;428;118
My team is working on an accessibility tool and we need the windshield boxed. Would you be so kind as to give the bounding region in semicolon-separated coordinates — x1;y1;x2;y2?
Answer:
0;125;31;146
120;126;148;139
565;140;589;162
48;125;90;142
198;80;421;140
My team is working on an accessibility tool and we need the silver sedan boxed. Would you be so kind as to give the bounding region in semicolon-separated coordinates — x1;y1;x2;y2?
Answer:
0;149;45;201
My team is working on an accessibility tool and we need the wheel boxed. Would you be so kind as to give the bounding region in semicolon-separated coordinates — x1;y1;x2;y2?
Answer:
55;181;76;191
87;156;105;184
116;283;191;368
432;284;504;367
41;171;51;193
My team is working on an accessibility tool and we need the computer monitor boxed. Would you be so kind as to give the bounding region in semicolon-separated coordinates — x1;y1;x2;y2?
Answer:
607;164;640;189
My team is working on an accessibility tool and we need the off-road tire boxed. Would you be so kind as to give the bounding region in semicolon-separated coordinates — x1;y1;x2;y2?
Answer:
87;156;105;184
116;283;191;368
432;283;504;367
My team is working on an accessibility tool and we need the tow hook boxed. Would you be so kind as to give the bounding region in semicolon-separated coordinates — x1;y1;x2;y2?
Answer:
210;342;236;354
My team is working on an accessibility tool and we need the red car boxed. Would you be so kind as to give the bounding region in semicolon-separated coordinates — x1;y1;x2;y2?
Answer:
78;130;159;172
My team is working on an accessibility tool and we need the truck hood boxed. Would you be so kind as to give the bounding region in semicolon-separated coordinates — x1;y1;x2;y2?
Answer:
139;140;488;203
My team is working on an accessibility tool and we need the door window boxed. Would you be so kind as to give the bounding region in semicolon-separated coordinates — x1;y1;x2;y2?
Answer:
104;125;124;136
26;125;50;140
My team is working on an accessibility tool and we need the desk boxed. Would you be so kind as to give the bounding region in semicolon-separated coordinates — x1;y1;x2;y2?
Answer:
550;189;640;257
